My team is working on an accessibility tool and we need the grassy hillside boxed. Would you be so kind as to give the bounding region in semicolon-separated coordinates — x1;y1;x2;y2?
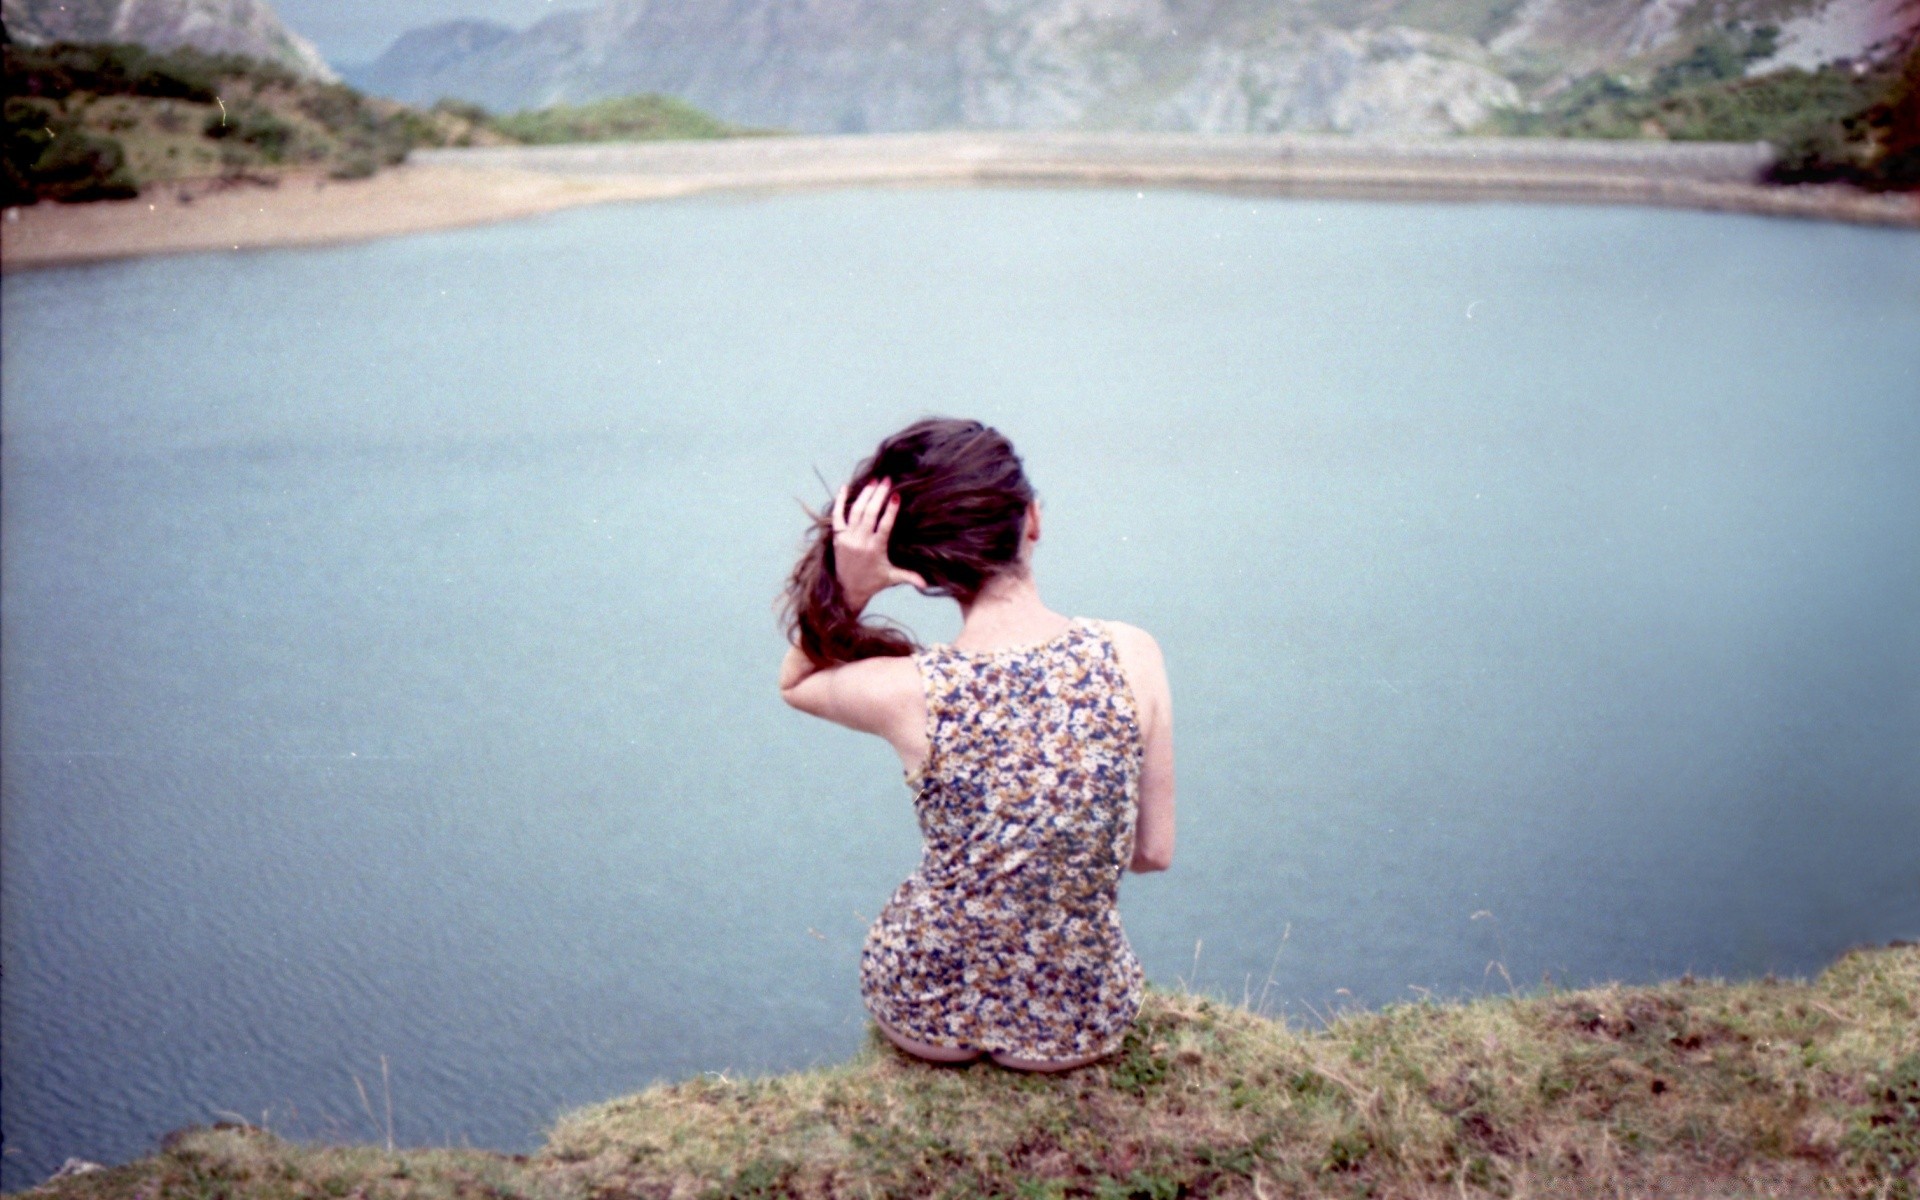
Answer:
1480;33;1920;189
16;944;1917;1199
1;42;754;206
1;41;490;203
459;94;757;144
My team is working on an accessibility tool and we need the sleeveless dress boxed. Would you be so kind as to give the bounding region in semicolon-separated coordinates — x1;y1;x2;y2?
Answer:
858;616;1147;1060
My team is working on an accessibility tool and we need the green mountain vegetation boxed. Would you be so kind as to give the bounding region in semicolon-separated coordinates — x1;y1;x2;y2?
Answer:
1481;33;1920;190
1770;41;1920;189
453;93;754;144
14;945;1917;1200
1;41;751;206
1;40;475;204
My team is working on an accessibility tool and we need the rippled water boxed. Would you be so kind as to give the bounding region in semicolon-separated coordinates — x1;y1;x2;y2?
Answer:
3;188;1917;1187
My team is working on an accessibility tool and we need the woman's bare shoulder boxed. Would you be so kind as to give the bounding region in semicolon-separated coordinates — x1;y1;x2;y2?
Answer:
1093;619;1165;667
1091;620;1171;730
1091;619;1169;696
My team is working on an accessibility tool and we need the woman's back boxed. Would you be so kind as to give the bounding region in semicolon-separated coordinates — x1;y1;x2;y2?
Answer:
860;617;1147;1061
779;417;1173;1069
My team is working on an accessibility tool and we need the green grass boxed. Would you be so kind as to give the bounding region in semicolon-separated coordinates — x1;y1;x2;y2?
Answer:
17;944;1918;1199
482;94;756;144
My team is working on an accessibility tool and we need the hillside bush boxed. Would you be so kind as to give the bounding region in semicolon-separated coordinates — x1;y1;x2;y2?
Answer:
327;152;379;180
295;85;439;167
1488;59;1884;143
1650;25;1779;92
35;127;139;200
1769;40;1920;188
202;101;294;161
431;98;494;126
7;121;138;202
0;39;467;200
0;41;297;104
2;99;54;205
1477;22;1914;169
4;98;137;203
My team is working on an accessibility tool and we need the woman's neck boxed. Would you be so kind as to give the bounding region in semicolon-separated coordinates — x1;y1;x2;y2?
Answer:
952;571;1070;651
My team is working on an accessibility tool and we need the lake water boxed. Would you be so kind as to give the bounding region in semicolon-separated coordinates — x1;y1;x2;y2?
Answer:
3;187;1917;1187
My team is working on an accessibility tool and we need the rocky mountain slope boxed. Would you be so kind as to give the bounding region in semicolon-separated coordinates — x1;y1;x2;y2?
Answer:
354;0;1917;136
1;0;336;81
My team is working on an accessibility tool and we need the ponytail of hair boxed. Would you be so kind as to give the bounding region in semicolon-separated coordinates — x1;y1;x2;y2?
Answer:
782;417;1034;669
782;501;917;669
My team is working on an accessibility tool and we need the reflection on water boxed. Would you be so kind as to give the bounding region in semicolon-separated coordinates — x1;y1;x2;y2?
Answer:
3;188;1917;1187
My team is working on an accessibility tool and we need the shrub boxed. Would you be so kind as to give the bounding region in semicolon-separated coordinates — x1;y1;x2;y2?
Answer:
296;83;371;134
1479;24;1904;164
1767;41;1920;189
2;100;140;203
34;126;139;201
1768;120;1872;182
431;98;493;125
328;153;378;180
1651;26;1779;92
202;101;294;161
1;41;228;104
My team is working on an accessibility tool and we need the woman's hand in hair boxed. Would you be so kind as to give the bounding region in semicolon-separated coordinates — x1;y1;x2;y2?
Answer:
833;479;929;611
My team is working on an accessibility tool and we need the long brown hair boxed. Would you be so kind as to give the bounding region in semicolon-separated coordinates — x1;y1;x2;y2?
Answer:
782;418;1036;668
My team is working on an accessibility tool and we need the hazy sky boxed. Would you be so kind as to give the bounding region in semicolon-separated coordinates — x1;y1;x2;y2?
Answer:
272;0;581;65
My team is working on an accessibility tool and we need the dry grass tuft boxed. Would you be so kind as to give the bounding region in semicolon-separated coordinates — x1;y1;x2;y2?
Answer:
18;944;1917;1199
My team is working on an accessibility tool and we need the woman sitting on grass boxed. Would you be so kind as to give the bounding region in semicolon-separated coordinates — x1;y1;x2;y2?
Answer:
778;417;1175;1072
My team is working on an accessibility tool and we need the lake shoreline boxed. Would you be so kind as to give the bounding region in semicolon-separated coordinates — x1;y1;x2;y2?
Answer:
0;165;687;272
4;132;1916;270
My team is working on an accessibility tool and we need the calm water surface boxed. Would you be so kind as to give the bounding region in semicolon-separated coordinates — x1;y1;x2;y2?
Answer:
3;188;1917;1186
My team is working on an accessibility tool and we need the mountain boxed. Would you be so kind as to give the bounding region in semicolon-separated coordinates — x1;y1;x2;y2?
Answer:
0;0;336;81
356;0;1918;136
343;18;515;99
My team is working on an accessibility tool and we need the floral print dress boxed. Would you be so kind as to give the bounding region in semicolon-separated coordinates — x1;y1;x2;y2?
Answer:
859;617;1147;1060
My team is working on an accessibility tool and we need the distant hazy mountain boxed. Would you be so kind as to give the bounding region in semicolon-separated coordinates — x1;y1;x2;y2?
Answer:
343;18;516;99
356;0;1916;136
1;0;337;81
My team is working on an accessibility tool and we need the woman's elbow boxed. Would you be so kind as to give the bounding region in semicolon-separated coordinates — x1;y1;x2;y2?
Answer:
1129;844;1173;873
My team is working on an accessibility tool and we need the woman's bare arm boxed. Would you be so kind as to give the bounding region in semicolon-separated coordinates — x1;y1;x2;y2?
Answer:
778;478;930;767
1106;622;1175;873
780;645;922;741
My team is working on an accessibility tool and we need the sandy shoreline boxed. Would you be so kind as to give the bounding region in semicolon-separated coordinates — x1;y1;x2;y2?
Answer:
4;132;1916;270
0;165;697;271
